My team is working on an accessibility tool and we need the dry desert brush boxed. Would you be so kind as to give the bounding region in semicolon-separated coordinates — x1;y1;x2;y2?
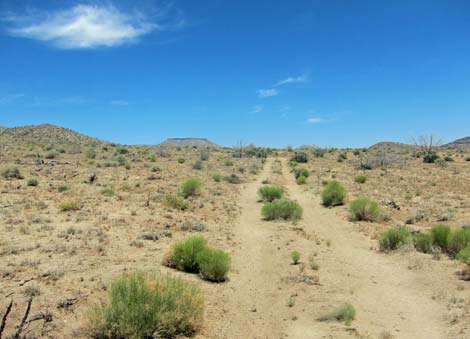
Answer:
321;180;347;207
87;272;204;339
258;185;284;202
349;197;381;222
261;199;303;222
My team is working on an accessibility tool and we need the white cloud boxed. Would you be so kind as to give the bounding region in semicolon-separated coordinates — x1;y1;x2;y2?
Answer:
250;105;263;114
4;4;167;49
306;117;323;124
274;74;308;87
257;88;279;98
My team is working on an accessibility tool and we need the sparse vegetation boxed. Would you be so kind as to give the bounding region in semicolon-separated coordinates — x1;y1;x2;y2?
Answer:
181;178;203;198
291;251;301;265
59;201;81;212
290;152;308;163
413;233;433;253
163;194;190;210
258;185;284;202
349;197;380;222
379;227;411;251
319;303;356;325
354;175;367;184
196;247;231;282
1;166;23;179
431;224;451;250
27;178;39;186
448;229;470;254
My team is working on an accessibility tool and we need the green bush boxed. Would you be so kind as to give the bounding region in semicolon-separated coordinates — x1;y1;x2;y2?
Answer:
465;157;470;162
1;167;23;179
178;158;185;164
59;201;81;212
212;173;222;182
192;160;203;170
181;179;202;198
100;188;115;197
448;229;470;254
87;272;204;339
290;152;308;163
423;152;439;163
86;148;96;159
379;227;411;251
27;178;39;187
354;175;367;184
163;195;190;210
168;236;208;273
261;199;303;222
413;233;433;253
148;154;157;162
456;247;470;268
444;156;454;162
294;168;309;178
57;184;70;192
321;181;346;207
196;247;231;282
349;198;380;222
258;186;284;202
431;224;451;250
319;303;356;325
223;174;240;184
291;251;300;265
223;159;233;166
296;175;307;185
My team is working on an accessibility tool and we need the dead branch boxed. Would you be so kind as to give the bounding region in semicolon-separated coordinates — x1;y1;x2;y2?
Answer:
11;298;32;339
0;300;13;339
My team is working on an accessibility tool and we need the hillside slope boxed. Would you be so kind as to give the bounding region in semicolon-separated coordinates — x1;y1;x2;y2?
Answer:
159;138;219;148
442;137;470;149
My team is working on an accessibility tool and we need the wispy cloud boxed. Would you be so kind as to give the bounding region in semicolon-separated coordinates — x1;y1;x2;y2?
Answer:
3;4;182;49
306;117;324;124
250;105;263;114
257;88;279;98
274;73;309;87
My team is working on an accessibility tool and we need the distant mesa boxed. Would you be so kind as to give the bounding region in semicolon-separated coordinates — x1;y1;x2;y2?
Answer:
442;137;470;149
159;138;219;148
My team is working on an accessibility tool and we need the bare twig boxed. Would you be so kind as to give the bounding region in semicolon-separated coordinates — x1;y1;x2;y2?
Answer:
12;298;32;339
0;300;13;339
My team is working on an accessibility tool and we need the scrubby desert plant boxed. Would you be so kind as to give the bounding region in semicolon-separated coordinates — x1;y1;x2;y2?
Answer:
167;236;208;273
223;174;240;184
431;224;451;250
178;158;185;164
456;247;470;270
379;227;411;251
212;173;222;182
100;188;115;197
181;179;202;198
448;229;470;254
349;198;380;222
261;199;303;222
290;152;308;163
294;168;309;178
59;201;81;212
291;251;301;265
87;272;204;339
163;195;190;210
296;175;307;185
86;148;96;159
27;178;39;187
57;184;70;192
321;181;346;207
258;186;284;202
192;160;203;170
319;303;356;325
413;233;433;253
196;247;231;282
1;166;23;179
354;175;367;184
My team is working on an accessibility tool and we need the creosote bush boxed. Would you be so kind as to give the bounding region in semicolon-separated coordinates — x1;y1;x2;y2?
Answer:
349;198;380;222
181;178;202;198
261;199;303;222
258;185;284;202
196;247;231;282
321;180;346;207
87;272;204;339
168;236;208;273
291;251;301;265
379;227;411;252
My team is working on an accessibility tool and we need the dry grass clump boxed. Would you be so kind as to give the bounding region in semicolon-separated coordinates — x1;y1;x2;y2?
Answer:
261;199;303;222
349;197;380;222
258;185;284;202
321;180;347;207
1;166;23;179
87;272;204;339
319;303;356;325
181;178;203;198
59;201;81;212
379;227;411;251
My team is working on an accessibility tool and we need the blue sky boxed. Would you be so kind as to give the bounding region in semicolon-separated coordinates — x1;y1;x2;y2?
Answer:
0;0;469;147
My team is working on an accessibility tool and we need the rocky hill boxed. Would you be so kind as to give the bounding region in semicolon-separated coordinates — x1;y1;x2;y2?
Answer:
368;141;416;153
442;137;470;149
159;138;219;148
0;124;104;147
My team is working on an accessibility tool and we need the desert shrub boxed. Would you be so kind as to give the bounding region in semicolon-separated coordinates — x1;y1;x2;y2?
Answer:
86;148;96;159
296;175;307;185
163;195;189;210
27;178;39;187
337;153;347;162
308;255;319;270
196;247;231;282
290;152;308;163
115;147;129;155
200;151;209;161
212;173;222;182
466;157;470;162
101;188;115;197
379;227;411;251
258;186;284;202
444;156;454;162
294;168;309;178
181;179;202;198
59;201;81;212
431;224;451;250
261;199;303;222
87;272;204;339
223;159;233;166
115;156;127;166
319;303;356;325
224;174;240;184
349;198;380;222
313;148;327;158
148;154;157;162
413;233;433;253
178;158;185;164
354;175;367;184
45;151;57;159
1;167;23;179
423;152;439;163
448;229;470;254
291;251;300;265
57;184;70;192
321;181;346;207
167;236;208;273
456;247;470;268
192;160;203;170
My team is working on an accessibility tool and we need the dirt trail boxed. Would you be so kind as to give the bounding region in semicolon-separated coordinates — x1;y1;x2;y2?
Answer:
217;157;450;339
